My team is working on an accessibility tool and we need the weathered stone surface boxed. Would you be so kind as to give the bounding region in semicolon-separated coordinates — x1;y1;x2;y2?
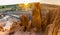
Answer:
32;2;42;32
41;4;60;35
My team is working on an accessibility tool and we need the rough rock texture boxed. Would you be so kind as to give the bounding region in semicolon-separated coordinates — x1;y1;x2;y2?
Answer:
41;4;60;35
32;2;42;32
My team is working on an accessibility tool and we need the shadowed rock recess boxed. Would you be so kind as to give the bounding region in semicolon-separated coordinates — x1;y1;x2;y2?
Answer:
41;4;60;35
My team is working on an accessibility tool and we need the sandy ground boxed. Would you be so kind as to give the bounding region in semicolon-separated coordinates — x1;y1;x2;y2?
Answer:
0;30;45;35
0;31;37;35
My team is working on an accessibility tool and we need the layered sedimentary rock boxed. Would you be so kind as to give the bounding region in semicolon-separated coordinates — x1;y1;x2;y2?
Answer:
32;2;42;32
40;4;60;35
40;4;60;32
45;9;60;35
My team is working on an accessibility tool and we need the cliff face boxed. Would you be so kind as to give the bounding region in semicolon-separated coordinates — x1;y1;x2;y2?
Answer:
32;2;42;32
40;4;60;35
41;4;60;31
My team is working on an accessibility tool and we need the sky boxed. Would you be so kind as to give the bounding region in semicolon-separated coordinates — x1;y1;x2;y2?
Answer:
40;0;60;5
0;0;40;5
0;0;60;5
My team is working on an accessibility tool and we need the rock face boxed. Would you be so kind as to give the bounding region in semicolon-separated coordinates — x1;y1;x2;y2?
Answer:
45;9;60;35
20;14;31;32
40;4;60;35
32;2;42;32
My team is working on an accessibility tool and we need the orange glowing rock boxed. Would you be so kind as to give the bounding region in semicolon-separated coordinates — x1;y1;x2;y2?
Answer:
32;2;42;32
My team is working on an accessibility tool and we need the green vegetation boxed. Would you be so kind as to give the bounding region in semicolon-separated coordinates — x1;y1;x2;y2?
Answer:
0;5;17;12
